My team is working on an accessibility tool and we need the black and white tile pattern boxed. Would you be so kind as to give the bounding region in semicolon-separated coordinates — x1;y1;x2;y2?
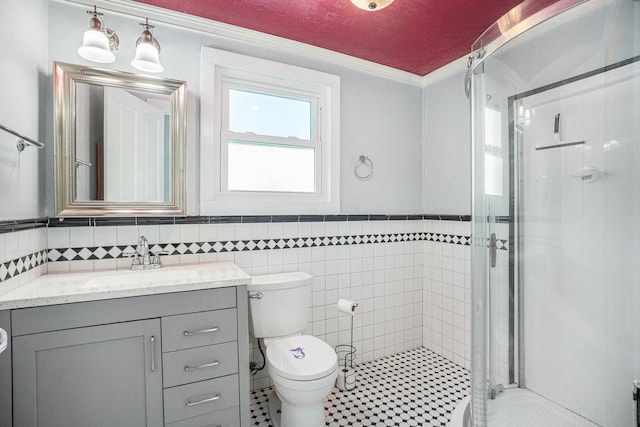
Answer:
250;347;470;427
0;250;47;283
46;232;476;264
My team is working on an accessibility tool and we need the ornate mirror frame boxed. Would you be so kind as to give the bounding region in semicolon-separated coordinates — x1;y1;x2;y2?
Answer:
53;62;187;217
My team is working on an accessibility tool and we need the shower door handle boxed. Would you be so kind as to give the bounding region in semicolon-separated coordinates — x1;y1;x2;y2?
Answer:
489;233;497;268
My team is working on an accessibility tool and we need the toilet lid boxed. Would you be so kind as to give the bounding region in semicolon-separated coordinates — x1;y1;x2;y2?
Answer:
266;335;338;381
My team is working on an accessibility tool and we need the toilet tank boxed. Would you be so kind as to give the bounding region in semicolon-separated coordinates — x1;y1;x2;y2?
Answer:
248;272;312;339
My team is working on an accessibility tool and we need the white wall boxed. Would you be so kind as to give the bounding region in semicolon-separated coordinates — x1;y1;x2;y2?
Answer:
0;0;48;220
422;71;471;215
341;73;423;213
45;1;424;216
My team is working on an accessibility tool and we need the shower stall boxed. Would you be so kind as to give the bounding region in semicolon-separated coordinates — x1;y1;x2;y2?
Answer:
468;0;640;425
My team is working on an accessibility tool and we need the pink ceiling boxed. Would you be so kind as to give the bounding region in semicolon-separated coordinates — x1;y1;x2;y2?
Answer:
134;0;561;76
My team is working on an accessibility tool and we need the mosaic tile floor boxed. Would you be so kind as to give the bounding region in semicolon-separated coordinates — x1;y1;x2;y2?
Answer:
250;347;470;427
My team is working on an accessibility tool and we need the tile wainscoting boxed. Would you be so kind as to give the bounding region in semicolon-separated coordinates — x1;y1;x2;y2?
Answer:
0;227;47;295
0;215;501;391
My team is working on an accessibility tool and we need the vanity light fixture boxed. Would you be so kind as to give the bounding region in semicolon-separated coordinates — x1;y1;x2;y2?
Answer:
350;0;395;11
77;6;119;63
131;18;164;73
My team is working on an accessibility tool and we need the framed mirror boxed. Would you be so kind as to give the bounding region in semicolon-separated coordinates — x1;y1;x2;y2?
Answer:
53;62;186;217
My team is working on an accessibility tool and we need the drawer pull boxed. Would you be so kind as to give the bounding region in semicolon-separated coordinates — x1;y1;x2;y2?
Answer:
185;392;221;407
150;336;156;372
184;360;220;371
183;326;219;336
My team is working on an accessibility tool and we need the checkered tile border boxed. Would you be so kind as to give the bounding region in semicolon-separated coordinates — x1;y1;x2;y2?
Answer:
496;239;508;251
0;250;47;283
1;231;508;282
46;232;478;263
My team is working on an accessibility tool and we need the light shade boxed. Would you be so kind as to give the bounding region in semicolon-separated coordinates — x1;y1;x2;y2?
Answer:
77;7;118;64
131;42;163;72
78;29;115;63
350;0;394;11
131;20;164;73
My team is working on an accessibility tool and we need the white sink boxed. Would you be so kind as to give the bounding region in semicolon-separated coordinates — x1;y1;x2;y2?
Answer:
0;261;251;310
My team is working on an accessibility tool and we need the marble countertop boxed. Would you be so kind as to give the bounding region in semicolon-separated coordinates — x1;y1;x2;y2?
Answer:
0;261;251;310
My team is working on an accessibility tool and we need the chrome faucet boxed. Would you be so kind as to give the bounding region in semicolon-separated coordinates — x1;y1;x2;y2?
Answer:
137;235;151;265
126;235;163;270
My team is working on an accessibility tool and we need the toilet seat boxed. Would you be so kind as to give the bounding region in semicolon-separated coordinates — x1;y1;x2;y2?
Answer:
266;335;338;381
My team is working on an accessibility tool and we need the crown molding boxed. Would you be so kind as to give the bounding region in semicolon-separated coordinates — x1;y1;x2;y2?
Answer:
421;55;469;87
64;0;432;87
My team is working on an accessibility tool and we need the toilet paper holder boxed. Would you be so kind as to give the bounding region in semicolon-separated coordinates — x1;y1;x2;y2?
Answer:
335;299;358;391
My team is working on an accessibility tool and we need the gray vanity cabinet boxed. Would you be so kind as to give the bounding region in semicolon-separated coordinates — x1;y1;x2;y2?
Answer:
12;319;163;426
7;286;250;427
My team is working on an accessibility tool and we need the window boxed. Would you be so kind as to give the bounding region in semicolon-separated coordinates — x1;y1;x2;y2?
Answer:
200;48;340;215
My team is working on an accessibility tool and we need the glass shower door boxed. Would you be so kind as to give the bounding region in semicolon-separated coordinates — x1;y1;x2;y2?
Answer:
470;60;512;426
470;0;640;425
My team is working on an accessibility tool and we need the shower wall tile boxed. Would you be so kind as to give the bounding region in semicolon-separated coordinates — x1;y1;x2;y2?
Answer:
423;219;473;370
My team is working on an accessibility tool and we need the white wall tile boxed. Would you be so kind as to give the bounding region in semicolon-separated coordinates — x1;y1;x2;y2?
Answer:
0;234;6;264
250;223;269;240
94;258;117;271
116;226;139;246
68;227;93;249
138;225;160;246
69;260;94;273
2;219;477;393
217;224;235;241
47;260;70;274
234;252;252;269
177;225;198;243
421;220;472;369
93;226;116;247
17;229;36;256
199;224;218;242
282;222;297;238
47;227;69;250
267;223;283;239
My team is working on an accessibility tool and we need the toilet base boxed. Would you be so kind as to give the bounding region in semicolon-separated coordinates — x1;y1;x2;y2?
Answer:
268;388;326;427
268;390;282;427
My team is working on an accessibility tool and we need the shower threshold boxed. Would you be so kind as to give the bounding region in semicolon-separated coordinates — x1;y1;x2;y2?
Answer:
487;388;600;427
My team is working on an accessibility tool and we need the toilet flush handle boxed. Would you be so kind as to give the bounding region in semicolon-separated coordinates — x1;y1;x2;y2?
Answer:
248;292;263;299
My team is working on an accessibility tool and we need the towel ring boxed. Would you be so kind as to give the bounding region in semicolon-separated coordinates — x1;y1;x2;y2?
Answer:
354;155;373;181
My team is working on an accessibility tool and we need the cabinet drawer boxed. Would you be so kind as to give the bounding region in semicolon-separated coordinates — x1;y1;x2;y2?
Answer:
12;287;237;336
165;406;239;427
163;342;239;388
164;374;239;424
162;309;237;352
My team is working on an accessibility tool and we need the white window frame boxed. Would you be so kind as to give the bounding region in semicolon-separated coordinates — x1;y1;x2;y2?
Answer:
200;48;340;215
220;79;321;193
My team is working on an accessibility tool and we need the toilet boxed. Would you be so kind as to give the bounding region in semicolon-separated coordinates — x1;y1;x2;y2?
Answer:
248;272;338;427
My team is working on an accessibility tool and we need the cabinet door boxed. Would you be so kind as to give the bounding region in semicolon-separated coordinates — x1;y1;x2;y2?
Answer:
13;319;163;427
